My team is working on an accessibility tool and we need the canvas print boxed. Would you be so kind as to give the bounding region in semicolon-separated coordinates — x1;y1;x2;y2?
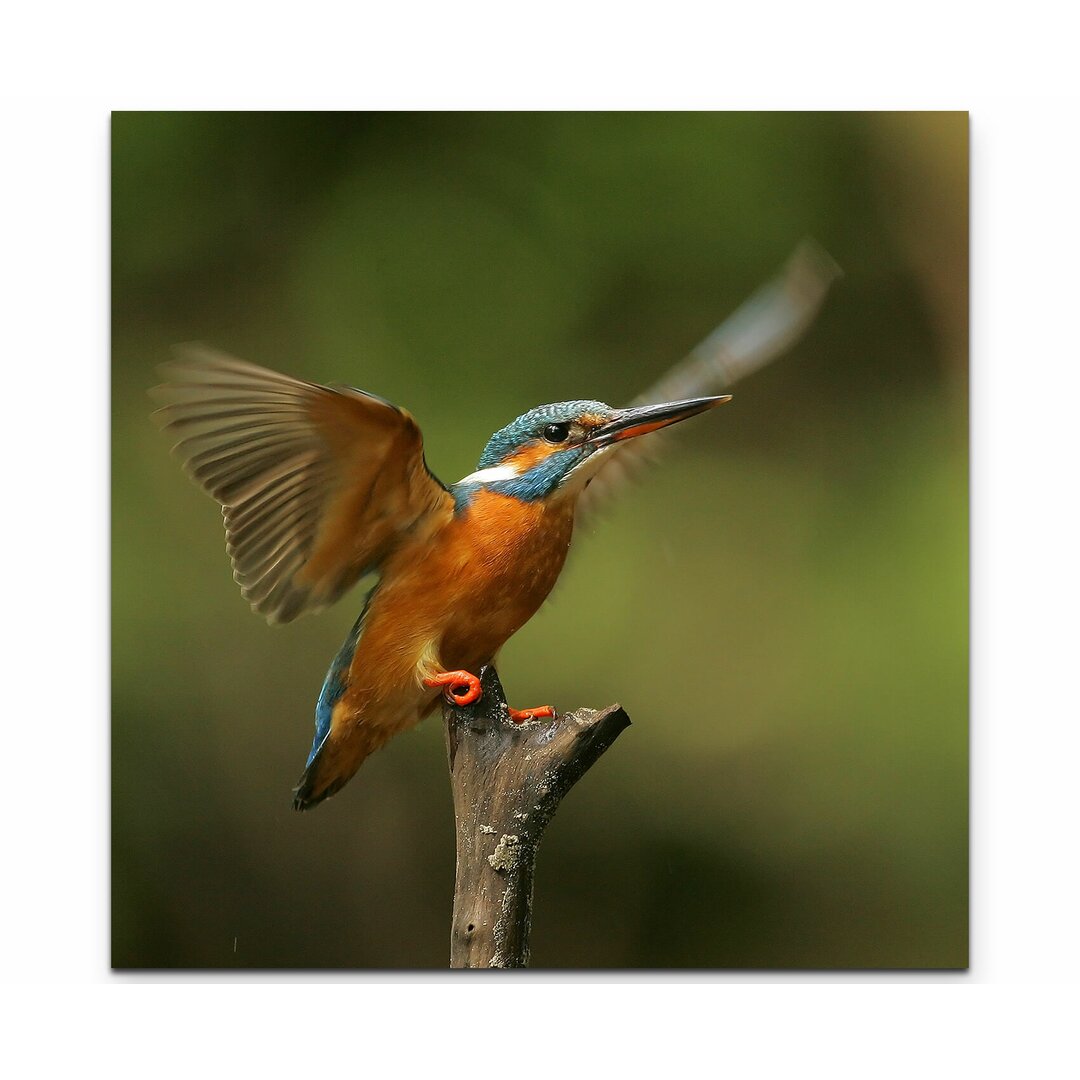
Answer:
112;112;967;968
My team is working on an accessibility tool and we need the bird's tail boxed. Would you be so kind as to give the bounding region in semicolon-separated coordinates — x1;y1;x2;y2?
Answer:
291;721;395;811
292;761;347;812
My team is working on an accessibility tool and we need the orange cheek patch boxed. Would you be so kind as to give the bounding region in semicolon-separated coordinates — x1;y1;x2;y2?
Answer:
504;441;555;472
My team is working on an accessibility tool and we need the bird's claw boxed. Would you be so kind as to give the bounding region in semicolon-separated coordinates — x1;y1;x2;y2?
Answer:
507;704;556;724
424;670;483;706
425;670;555;724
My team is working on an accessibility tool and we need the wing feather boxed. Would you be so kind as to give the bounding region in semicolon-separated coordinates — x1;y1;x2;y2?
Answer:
152;345;452;624
578;240;842;517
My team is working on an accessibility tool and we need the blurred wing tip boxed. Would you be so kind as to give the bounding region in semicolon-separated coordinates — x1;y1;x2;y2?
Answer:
790;237;844;286
147;342;236;409
243;590;308;627
167;340;230;364
156;342;217;377
146;398;172;427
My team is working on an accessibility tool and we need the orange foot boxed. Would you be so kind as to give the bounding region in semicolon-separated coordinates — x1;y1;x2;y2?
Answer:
507;704;556;724
424;669;482;707
423;670;555;723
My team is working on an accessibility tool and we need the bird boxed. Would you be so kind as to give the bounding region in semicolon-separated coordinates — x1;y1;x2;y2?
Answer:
151;242;839;811
152;346;728;808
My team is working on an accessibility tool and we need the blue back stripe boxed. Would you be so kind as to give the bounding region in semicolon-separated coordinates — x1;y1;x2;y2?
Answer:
307;593;373;765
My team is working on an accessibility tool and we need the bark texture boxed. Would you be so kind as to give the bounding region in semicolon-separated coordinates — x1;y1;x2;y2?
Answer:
444;665;630;968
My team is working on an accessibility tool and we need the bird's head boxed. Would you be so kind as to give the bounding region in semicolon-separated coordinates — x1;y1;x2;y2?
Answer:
454;395;731;505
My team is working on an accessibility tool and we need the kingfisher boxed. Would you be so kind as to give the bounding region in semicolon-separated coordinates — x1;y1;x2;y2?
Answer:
152;346;728;809
152;245;838;810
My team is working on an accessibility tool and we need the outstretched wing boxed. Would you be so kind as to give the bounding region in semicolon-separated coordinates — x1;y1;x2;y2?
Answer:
578;240;842;516
152;345;453;624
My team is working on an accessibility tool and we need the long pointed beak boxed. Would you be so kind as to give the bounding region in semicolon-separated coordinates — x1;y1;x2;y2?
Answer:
588;395;732;447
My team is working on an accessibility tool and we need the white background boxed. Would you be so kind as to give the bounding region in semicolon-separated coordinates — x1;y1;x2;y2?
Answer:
1;1;1077;1074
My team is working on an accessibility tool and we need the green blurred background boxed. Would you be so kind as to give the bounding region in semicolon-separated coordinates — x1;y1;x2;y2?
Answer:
111;112;967;969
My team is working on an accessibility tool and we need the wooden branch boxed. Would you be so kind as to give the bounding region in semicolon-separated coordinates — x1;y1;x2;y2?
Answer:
443;665;631;969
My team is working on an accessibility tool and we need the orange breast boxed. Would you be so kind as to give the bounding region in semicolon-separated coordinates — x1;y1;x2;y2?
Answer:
438;489;576;668
344;489;576;704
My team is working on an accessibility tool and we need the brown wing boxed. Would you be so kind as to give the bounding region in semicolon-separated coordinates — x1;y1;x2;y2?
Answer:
578;239;842;517
151;345;453;624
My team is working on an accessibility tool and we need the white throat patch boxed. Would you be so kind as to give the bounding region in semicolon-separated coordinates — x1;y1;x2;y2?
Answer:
456;463;521;486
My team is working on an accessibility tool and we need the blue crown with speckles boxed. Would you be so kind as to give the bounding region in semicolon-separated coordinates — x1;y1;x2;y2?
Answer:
477;400;612;469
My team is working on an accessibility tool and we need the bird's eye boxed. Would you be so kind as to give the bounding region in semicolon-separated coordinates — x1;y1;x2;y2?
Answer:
543;422;571;443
